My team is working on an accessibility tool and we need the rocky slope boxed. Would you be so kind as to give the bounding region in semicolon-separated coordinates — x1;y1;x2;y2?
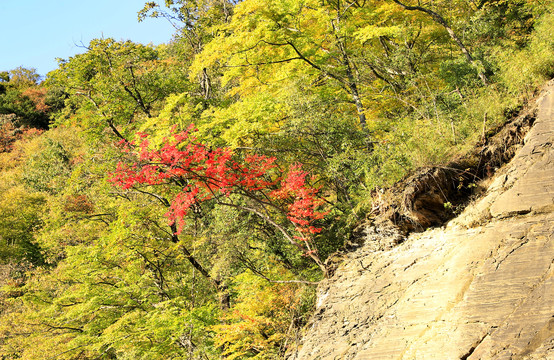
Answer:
289;83;554;359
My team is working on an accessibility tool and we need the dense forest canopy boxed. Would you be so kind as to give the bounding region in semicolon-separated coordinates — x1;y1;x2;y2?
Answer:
0;0;553;358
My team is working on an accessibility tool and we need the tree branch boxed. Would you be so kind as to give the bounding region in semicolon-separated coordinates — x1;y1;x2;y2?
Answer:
391;0;488;85
237;251;319;285
217;201;327;275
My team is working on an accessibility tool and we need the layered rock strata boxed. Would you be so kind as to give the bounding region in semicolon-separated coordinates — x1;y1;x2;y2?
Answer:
290;83;554;359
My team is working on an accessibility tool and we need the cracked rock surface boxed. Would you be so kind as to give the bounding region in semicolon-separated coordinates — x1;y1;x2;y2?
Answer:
289;84;554;360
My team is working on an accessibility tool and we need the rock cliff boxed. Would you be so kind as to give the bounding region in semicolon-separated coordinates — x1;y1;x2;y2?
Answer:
289;83;554;359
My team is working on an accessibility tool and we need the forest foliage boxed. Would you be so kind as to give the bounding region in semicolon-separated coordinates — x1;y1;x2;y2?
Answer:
1;0;553;359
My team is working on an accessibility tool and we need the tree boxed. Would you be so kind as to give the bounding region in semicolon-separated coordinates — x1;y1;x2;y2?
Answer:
47;38;189;140
7;67;40;88
139;0;237;55
0;71;9;83
0;187;45;265
109;127;329;275
390;0;488;85
0;67;52;129
191;0;374;128
22;137;72;194
140;0;238;103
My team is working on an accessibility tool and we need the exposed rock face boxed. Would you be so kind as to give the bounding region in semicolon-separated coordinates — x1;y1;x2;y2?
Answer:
290;84;554;360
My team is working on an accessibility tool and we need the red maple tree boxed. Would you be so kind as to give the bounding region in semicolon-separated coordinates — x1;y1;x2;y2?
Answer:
109;126;328;272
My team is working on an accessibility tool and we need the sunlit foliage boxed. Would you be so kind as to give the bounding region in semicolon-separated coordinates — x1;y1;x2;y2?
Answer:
0;0;552;358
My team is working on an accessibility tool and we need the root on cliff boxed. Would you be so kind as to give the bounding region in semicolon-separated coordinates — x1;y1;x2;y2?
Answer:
371;107;536;235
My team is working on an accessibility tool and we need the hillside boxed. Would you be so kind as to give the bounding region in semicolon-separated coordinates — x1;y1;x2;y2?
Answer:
1;1;553;359
289;82;554;359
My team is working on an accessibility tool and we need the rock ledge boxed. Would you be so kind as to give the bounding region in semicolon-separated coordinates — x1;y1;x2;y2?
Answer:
289;83;554;360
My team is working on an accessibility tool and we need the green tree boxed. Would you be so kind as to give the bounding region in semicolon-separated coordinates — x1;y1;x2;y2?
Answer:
0;187;45;265
0;67;52;129
7;67;41;88
48;38;189;140
139;0;236;55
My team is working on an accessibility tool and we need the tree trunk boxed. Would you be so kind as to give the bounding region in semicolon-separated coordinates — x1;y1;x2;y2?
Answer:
332;11;368;129
344;56;367;129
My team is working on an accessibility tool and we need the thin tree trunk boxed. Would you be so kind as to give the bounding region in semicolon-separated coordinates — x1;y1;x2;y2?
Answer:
345;62;367;129
332;10;368;129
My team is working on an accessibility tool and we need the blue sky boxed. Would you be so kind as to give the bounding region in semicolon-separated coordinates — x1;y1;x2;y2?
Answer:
0;0;176;77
